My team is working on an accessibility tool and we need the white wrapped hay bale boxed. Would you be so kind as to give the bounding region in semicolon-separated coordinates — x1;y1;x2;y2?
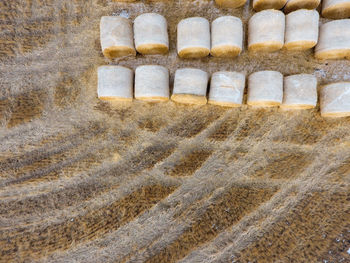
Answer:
100;16;135;59
134;13;169;55
253;0;288;11
208;71;246;107
284;9;319;51
248;10;285;53
177;17;210;58
320;82;350;117
211;16;243;58
284;0;321;13
215;0;247;8
281;74;318;109
315;19;350;60
171;68;209;105
97;66;133;101
134;65;169;102
247;71;283;107
322;0;350;19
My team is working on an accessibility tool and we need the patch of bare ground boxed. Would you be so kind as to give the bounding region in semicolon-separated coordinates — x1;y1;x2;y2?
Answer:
251;150;312;179
166;148;213;177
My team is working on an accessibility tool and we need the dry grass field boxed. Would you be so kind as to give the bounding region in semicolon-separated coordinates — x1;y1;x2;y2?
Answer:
0;0;349;262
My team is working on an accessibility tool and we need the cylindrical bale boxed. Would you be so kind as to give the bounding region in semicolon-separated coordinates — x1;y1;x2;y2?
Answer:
97;66;133;101
284;9;319;51
253;0;288;11
177;17;210;58
322;0;350;19
315;19;350;60
284;0;321;13
208;71;246;107
248;10;285;52
281;74;318;109
320;82;350;117
215;0;247;8
247;71;283;106
100;16;136;59
134;13;169;55
134;65;169;102
211;16;243;58
171;68;209;105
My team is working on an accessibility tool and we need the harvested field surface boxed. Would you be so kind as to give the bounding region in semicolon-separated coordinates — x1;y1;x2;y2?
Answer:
0;0;349;262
